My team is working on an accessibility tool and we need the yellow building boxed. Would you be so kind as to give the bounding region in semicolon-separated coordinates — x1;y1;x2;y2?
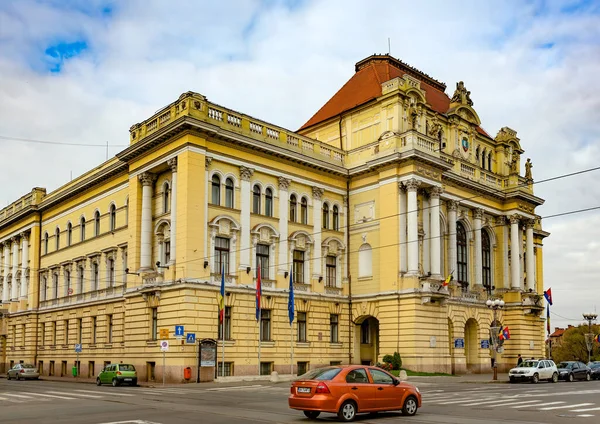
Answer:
0;54;548;382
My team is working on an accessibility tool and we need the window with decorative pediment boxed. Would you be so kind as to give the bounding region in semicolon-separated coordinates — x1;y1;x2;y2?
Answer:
253;185;261;214
109;204;116;231
322;203;329;229
333;205;339;231
300;197;308;224
256;244;270;280
225;178;234;208
358;244;372;278
293;250;304;284
289;194;297;222
482;229;491;289
162;182;170;214
456;222;468;289
265;188;273;217
211;175;221;206
215;237;230;275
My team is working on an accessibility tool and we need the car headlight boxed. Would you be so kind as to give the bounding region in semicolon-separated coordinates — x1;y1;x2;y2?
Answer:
416;387;420;393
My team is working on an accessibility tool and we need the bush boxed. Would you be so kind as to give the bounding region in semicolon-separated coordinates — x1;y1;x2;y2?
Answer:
382;352;402;370
376;362;393;372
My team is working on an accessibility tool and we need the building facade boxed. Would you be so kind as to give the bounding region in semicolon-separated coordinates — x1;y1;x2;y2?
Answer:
0;54;548;382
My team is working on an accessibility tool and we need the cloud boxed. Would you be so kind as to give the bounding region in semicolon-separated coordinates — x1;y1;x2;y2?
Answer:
1;0;600;329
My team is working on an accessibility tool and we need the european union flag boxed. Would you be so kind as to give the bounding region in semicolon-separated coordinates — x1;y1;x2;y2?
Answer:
288;267;294;325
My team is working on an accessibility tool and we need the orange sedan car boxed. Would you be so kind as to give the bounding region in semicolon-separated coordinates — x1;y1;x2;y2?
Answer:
288;365;422;421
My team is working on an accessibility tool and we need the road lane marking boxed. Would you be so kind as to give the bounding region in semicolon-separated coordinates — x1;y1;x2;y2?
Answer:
476;400;544;408
1;393;34;398
0;395;24;403
434;397;499;405
72;390;134;397
462;399;540;407
570;407;600;412
45;391;103;399
17;392;75;400
539;403;594;410
204;384;264;391
511;401;565;408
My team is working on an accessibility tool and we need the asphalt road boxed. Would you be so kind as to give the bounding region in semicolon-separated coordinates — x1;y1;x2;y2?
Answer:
2;377;600;423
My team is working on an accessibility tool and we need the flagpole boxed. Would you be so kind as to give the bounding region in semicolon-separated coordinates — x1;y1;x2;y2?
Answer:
291;321;294;376
258;306;261;376
221;265;225;378
257;264;261;376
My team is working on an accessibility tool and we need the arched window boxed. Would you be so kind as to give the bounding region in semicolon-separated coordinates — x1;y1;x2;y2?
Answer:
481;149;486;168
289;195;297;222
44;232;49;254
322;203;329;229
67;223;72;246
358;244;372;278
64;270;71;297
333;205;339;231
225;178;234;208
475;146;480;161
252;185;261;214
482;229;491;289
41;276;47;301
55;227;60;251
265;188;273;217
456;222;468;289
163;182;170;213
125;198;129;225
80;217;86;241
109;204;116;231
211;175;221;206
487;154;492;171
300;197;308;225
94;211;101;236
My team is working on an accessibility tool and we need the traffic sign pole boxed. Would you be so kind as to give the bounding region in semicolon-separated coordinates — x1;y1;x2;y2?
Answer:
162;349;165;387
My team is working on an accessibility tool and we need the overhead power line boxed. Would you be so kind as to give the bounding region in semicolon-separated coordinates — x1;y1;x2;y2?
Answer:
0;135;127;148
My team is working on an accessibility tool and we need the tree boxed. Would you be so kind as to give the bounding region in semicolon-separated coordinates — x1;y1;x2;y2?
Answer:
551;324;600;363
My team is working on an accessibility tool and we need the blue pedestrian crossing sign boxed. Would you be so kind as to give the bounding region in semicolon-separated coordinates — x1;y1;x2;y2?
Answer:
175;325;184;337
75;343;82;353
186;333;196;344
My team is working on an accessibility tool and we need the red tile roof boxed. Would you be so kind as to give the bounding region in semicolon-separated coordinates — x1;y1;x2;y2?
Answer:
549;328;566;338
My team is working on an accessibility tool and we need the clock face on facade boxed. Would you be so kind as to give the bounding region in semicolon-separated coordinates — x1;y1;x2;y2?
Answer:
462;137;469;152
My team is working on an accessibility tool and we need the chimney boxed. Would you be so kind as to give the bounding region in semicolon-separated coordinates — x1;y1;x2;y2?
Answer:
554;327;560;332
568;325;573;329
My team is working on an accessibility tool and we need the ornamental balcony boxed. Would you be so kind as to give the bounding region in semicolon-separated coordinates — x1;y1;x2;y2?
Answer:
522;292;544;316
419;278;450;305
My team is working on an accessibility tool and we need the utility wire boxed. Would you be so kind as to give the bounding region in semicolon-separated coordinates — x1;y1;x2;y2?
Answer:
0;135;127;148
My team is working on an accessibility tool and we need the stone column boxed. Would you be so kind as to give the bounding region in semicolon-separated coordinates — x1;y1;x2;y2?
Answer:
139;172;156;271
398;183;407;273
430;187;442;278
239;166;254;270
11;236;19;300
20;233;29;298
167;157;177;265
1;242;9;302
474;208;483;287
278;177;290;275
422;192;430;275
406;178;421;275
312;187;324;280
342;196;349;283
497;216;509;290
510;215;521;289
447;200;459;278
204;157;212;270
526;219;535;292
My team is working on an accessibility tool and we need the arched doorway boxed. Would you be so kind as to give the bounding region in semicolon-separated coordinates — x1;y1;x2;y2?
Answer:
448;318;455;375
355;316;379;365
465;318;479;372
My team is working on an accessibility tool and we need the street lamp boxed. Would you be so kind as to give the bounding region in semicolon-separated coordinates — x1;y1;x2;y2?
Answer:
582;313;597;364
486;298;505;381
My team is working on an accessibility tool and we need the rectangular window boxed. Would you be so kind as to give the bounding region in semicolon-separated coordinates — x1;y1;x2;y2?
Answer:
64;320;69;345
91;317;97;345
40;323;45;346
53;273;58;299
92;263;99;291
330;361;342;366
214;237;230;275
147;362;156;382
217;362;234;377
108;259;115;288
260;309;271;341
330;314;339;343
61;361;67;377
49;361;55;376
297;361;308;376
88;361;95;378
361;320;370;344
326;256;336;287
107;314;113;344
293;250;304;284
52;322;57;346
217;306;232;340
151;308;158;340
164;241;171;264
256;244;270;280
78;266;84;294
297;312;307;342
260;362;272;376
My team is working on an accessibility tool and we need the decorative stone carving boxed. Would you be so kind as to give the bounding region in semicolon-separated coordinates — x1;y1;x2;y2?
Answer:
139;172;157;186
205;157;212;170
398;182;406;192
525;158;533;181
416;166;440;180
239;166;254;181
260;228;270;242
296;236;306;249
473;208;484;220
20;231;30;240
451;81;473;106
193;100;202;110
510;214;521;225
312;187;324;200
342;196;348;207
518;203;535;214
278;176;291;191
167;157;177;172
219;220;231;235
430;186;443;198
524;219;535;229
495;216;507;226
404;178;421;192
448;200;460;211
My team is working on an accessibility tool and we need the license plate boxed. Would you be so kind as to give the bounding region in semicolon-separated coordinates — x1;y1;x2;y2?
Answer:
124;378;132;381
297;387;311;393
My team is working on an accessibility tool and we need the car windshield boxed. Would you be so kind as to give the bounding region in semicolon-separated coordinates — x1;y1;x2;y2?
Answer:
520;361;538;368
119;364;135;371
558;362;573;369
589;363;600;369
298;367;342;381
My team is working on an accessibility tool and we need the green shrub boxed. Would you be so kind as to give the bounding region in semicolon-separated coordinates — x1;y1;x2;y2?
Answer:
382;352;402;370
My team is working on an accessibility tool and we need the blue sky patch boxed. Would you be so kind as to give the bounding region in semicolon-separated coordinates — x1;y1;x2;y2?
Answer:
44;40;88;72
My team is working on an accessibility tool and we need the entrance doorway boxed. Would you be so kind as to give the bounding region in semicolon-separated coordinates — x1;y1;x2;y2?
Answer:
465;318;479;372
355;316;379;365
448;318;455;375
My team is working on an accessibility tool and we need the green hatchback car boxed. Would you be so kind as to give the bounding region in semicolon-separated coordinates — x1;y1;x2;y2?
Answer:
97;363;137;387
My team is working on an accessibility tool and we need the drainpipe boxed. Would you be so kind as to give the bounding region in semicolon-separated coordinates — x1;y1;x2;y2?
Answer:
33;211;42;368
346;178;352;365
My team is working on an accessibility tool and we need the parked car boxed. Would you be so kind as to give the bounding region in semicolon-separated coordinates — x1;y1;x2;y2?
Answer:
508;359;558;383
96;363;137;386
288;365;421;422
588;362;600;380
6;363;39;380
557;361;591;382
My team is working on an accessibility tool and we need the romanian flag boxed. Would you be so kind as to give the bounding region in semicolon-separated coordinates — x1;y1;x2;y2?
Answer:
547;304;551;335
498;326;511;341
595;334;600;343
544;288;553;306
442;272;454;287
218;265;225;323
255;264;262;321
288;266;295;325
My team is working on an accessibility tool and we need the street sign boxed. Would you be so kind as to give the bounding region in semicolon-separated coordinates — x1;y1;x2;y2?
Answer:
160;329;169;340
480;339;490;349
175;325;184;337
74;343;82;353
186;333;196;344
68;288;74;295
160;340;169;352
454;338;465;349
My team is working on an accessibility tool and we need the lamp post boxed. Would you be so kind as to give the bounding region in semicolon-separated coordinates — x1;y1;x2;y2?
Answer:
582;313;597;364
486;298;505;381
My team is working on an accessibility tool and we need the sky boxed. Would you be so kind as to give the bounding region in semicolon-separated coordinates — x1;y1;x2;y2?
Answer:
1;0;600;330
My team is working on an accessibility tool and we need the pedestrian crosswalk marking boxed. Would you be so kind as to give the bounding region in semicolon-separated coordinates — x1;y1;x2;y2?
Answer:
461;399;537;407
17;392;75;400
73;389;134;397
46;390;103;398
571;407;600;412
539;403;594;410
1;393;33;399
511;401;564;408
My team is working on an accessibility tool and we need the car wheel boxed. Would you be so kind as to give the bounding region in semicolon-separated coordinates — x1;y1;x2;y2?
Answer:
586;373;591;381
568;373;574;382
509;377;515;383
16;374;20;381
402;396;418;416
96;378;102;386
531;373;539;384
112;378;119;387
551;373;558;383
337;400;357;422
6;374;10;381
303;411;321;419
